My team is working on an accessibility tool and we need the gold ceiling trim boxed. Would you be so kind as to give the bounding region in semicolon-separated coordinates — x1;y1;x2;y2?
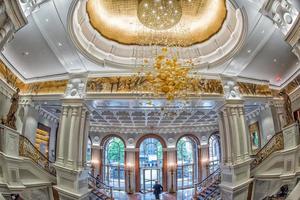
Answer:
86;0;227;47
0;61;276;97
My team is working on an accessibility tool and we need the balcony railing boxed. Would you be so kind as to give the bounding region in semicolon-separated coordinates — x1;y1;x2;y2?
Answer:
193;168;221;199
19;135;56;176
88;173;114;200
250;131;284;170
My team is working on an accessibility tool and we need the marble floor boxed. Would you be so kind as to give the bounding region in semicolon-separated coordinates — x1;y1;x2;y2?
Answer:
90;189;194;200
100;189;194;200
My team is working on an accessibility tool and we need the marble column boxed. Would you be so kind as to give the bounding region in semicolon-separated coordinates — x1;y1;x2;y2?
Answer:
218;99;252;200
269;100;284;133
200;145;209;180
56;106;69;164
125;148;135;194
54;99;90;200
166;147;177;193
91;146;101;177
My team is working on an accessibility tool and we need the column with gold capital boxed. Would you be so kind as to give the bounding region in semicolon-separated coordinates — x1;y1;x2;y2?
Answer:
218;77;252;200
54;75;90;200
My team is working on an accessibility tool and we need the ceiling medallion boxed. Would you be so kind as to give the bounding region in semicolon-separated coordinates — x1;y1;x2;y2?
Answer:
137;0;182;30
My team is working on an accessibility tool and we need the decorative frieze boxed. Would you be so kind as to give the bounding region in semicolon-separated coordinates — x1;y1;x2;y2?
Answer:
89;124;219;135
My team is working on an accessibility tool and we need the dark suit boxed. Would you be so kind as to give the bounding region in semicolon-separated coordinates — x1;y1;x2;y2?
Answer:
153;183;163;199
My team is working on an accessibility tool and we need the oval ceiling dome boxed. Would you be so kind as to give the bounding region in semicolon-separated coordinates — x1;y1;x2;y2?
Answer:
86;0;227;46
68;0;247;70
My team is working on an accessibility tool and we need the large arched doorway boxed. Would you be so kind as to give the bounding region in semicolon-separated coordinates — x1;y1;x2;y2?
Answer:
208;134;221;173
102;136;126;190
135;134;167;193
176;136;198;189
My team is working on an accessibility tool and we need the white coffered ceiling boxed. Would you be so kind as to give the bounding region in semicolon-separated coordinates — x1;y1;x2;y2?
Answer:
37;99;266;128
0;0;299;87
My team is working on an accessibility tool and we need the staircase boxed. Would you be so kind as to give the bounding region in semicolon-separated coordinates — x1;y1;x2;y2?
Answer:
250;131;284;170
19;135;56;176
193;168;221;200
88;174;114;200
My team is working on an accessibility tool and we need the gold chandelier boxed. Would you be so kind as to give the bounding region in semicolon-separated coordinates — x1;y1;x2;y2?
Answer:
134;1;201;101
140;48;199;101
137;0;182;30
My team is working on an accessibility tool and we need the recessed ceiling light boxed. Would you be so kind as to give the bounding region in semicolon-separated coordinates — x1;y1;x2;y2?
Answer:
22;51;30;56
45;18;49;22
273;58;277;62
58;42;63;47
247;49;252;53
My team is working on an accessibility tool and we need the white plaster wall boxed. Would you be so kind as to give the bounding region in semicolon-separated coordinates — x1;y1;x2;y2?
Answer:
247;108;275;147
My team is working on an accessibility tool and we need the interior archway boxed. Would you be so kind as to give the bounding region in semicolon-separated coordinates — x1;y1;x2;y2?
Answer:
176;136;198;189
208;134;221;173
135;134;167;193
101;135;126;190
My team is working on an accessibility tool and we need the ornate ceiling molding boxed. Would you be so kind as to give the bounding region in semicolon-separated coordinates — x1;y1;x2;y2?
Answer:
86;0;227;46
89;124;219;135
68;0;247;71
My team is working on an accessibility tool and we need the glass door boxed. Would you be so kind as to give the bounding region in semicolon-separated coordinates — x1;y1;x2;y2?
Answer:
177;164;194;189
141;168;161;193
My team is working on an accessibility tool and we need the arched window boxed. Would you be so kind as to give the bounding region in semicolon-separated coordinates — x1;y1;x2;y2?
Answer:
208;134;221;173
177;137;197;189
86;137;92;166
103;137;125;190
139;138;163;193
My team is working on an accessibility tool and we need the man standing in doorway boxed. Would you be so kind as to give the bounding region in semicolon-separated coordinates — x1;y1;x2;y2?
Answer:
153;181;163;200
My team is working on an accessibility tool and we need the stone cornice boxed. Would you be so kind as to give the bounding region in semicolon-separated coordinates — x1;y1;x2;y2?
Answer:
3;0;27;31
0;77;15;98
290;86;300;102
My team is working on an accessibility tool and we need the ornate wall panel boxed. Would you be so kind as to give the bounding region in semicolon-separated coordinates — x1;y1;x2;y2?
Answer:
86;76;224;95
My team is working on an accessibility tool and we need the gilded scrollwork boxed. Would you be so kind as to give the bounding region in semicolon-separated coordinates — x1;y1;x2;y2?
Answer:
23;80;68;94
0;61;24;89
283;74;300;94
87;76;224;95
19;135;56;176
250;131;284;170
237;82;272;96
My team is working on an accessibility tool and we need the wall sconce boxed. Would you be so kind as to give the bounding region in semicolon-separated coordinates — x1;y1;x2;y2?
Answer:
91;159;99;165
126;163;134;194
168;163;176;193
